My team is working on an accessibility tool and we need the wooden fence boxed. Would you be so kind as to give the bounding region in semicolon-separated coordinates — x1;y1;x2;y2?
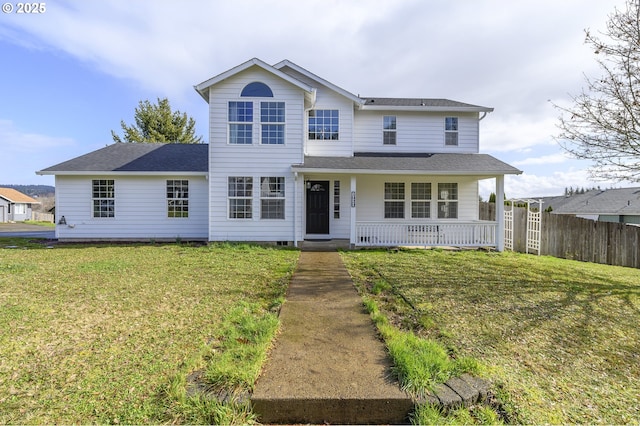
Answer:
480;202;640;268
31;211;54;223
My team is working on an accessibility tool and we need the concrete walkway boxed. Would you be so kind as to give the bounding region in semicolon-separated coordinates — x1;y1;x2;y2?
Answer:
251;251;413;424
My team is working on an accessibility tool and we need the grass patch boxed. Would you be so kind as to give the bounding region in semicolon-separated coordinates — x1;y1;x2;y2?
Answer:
0;240;298;424
361;295;478;397
24;220;56;228
342;249;640;424
204;301;279;391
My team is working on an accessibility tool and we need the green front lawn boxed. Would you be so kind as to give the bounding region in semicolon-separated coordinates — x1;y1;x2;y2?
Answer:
0;240;298;424
342;249;640;424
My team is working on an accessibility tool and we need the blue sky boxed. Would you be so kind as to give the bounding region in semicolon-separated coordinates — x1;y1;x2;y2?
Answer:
0;0;635;197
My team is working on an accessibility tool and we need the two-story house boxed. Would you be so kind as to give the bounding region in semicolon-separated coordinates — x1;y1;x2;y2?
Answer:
38;58;521;249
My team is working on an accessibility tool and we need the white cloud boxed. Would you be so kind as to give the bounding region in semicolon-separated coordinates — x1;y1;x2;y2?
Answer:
0;119;75;153
0;119;76;185
0;0;632;192
512;153;571;167
482;113;558;153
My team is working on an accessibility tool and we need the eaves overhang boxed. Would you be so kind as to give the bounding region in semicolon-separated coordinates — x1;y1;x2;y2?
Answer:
36;170;208;177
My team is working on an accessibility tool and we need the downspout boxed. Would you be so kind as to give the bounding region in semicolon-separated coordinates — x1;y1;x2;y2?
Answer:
479;111;489;121
293;172;298;247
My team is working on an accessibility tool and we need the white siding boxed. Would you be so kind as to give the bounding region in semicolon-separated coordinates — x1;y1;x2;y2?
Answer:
355;175;479;221
207;67;306;242
54;175;208;240
353;110;479;154
305;90;354;157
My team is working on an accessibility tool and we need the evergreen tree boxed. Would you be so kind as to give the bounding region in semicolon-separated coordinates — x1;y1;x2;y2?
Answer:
111;98;203;144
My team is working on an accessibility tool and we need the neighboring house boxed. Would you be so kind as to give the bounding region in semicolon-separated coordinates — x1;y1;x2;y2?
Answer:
536;187;640;225
38;58;521;248
0;187;40;222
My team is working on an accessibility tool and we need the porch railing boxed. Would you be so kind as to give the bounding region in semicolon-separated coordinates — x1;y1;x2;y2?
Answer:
355;221;497;248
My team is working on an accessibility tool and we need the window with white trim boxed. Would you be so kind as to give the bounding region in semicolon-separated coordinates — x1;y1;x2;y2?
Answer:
228;177;253;219
411;183;431;218
260;177;285;219
383;116;396;145
308;109;339;140
384;182;405;219
167;180;189;218
229;101;253;144
92;179;115;218
445;117;458;146
261;102;285;145
438;183;458;218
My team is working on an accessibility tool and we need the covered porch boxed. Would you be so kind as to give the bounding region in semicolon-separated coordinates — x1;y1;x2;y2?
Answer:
292;153;521;251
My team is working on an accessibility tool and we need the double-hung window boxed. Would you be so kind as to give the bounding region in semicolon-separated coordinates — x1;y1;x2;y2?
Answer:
308;109;339;140
92;179;115;218
261;102;285;145
167;180;188;218
260;177;285;219
411;183;431;218
445;117;458;146
383;116;397;145
384;182;405;219
228;177;253;219
438;183;458;218
229;101;253;144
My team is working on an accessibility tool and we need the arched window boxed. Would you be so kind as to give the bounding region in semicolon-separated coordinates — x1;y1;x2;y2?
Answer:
241;82;273;97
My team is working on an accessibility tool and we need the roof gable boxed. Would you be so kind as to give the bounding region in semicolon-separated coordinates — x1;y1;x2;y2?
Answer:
37;143;208;175
274;59;363;105
194;58;314;101
0;187;39;204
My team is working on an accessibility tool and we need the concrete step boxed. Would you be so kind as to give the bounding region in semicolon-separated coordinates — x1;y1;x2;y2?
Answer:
251;396;414;425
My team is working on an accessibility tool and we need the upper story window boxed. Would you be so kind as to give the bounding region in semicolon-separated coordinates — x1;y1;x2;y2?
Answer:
92;179;115;218
308;109;339;140
261;102;285;145
438;183;458;219
383;116;396;145
445;117;458;146
241;81;274;97
167;180;188;218
229;101;253;144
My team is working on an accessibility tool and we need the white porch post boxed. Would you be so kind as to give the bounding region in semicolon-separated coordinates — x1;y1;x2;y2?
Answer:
496;175;505;251
350;176;356;246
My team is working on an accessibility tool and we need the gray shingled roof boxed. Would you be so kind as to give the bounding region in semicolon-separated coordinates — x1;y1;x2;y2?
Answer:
361;98;492;111
38;143;208;174
292;153;521;175
540;187;640;215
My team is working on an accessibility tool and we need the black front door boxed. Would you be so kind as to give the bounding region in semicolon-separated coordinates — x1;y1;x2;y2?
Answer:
306;181;330;234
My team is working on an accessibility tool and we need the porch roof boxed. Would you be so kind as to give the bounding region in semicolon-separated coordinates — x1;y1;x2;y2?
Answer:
292;153;522;176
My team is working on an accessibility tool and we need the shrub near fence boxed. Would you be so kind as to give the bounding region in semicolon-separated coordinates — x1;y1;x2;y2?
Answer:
479;202;640;269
